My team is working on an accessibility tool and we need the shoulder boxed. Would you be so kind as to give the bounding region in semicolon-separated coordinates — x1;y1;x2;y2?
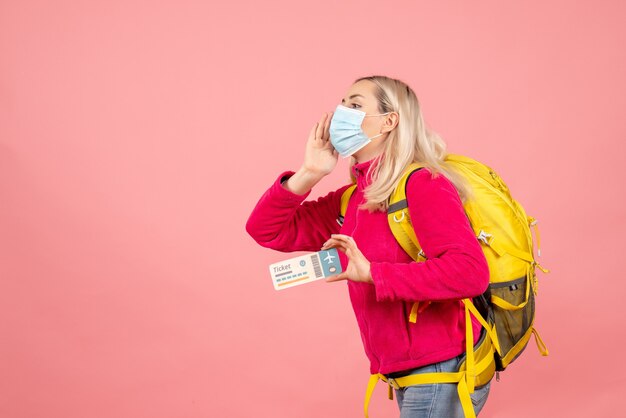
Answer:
406;167;456;194
403;167;463;213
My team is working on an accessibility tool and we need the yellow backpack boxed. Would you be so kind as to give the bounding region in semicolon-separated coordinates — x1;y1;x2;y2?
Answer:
338;154;550;418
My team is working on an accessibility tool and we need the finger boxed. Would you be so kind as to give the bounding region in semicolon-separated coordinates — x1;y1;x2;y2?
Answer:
337;237;361;258
326;272;348;283
344;246;358;258
315;113;327;139
309;123;318;143
322;236;341;247
323;236;350;247
323;240;350;253
330;234;357;247
323;111;333;140
321;239;347;252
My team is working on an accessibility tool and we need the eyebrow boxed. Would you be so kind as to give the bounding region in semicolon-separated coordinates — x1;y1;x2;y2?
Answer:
341;94;365;103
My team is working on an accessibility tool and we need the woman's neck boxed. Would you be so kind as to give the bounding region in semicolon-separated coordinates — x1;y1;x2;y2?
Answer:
353;147;384;164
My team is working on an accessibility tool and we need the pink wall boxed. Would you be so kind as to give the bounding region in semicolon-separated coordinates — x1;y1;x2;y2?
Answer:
1;0;624;417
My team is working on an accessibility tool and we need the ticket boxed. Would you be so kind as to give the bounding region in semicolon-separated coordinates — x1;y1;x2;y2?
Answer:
269;248;343;290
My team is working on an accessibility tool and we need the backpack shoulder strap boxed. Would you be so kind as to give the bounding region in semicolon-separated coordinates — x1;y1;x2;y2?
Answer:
337;184;357;226
387;163;434;324
387;162;427;262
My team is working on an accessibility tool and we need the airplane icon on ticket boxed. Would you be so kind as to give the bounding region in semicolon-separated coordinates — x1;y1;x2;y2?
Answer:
323;252;336;264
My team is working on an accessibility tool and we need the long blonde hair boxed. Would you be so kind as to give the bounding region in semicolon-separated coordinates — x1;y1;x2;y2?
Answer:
350;75;474;212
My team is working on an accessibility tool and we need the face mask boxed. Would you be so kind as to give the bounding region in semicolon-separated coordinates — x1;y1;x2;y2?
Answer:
329;104;391;158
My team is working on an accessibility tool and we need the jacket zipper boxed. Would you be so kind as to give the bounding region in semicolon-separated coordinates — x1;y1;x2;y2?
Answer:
351;184;381;369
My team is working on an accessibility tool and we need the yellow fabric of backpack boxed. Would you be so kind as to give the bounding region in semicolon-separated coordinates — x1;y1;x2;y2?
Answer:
338;154;550;418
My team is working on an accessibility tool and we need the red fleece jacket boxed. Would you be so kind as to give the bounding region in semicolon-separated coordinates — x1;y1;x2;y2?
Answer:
246;157;490;375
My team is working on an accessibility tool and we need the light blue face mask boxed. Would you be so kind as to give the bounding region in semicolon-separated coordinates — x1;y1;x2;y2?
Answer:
329;104;392;158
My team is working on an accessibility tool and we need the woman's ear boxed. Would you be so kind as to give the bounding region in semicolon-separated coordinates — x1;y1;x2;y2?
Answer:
383;112;399;133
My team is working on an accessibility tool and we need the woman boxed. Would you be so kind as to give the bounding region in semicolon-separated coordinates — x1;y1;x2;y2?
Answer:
246;75;492;417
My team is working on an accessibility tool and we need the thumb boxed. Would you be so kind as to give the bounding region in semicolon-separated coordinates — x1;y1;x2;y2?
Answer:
326;271;349;283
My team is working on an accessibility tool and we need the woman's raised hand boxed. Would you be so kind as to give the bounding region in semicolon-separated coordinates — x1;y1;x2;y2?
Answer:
302;112;338;176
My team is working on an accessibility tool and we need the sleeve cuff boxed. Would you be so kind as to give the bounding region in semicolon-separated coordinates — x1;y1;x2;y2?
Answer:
271;170;312;202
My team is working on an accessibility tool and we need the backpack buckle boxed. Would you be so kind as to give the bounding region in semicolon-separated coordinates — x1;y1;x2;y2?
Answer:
393;211;406;223
386;377;401;390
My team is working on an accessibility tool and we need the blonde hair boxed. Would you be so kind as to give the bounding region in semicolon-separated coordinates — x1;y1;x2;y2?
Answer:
350;75;474;212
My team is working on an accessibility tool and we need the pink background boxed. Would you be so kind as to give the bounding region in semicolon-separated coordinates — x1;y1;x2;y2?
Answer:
1;0;624;417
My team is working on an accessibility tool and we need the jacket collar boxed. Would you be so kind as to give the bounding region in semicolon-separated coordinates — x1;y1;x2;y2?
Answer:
351;156;380;187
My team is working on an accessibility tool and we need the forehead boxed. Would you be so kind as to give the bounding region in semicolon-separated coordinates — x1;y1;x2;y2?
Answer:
342;80;377;102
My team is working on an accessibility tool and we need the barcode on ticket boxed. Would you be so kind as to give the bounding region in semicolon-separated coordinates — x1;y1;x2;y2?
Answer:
269;248;342;290
311;254;323;278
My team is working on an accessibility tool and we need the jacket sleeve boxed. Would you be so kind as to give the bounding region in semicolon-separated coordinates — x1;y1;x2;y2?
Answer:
245;170;354;253
369;168;489;302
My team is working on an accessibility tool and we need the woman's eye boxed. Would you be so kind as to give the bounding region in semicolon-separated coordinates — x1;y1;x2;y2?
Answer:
350;103;361;109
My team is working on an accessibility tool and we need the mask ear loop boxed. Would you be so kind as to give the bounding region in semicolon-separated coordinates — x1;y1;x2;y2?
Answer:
363;111;392;118
364;111;393;139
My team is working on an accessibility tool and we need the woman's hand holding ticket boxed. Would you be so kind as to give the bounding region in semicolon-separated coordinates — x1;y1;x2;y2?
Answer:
322;234;373;284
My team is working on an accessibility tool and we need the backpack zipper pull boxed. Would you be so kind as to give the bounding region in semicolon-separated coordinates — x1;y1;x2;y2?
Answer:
529;216;543;257
477;230;492;245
